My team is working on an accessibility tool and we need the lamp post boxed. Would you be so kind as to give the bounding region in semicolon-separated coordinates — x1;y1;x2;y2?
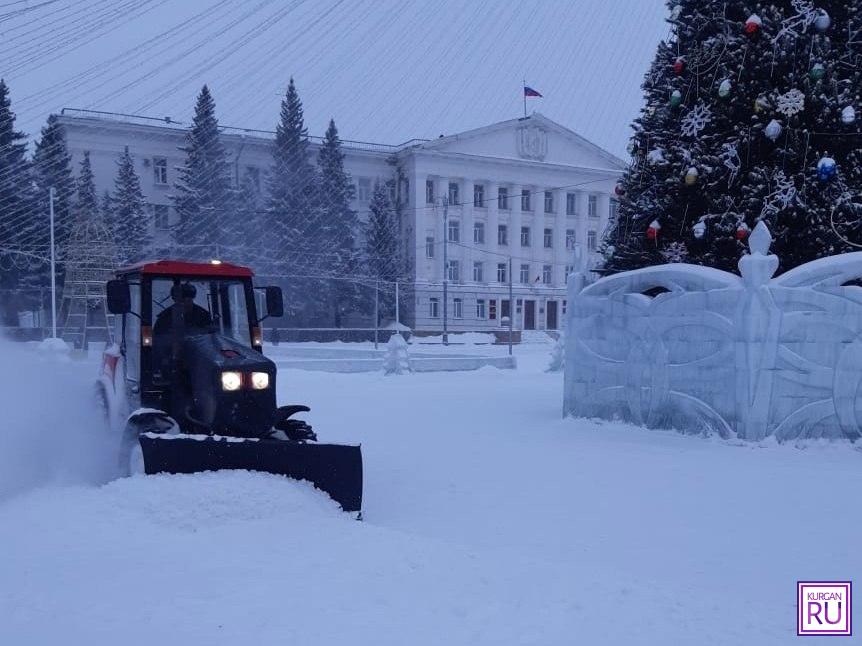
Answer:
49;187;57;339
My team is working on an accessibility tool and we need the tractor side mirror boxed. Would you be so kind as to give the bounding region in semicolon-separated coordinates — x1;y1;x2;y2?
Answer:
106;279;131;314
264;286;284;319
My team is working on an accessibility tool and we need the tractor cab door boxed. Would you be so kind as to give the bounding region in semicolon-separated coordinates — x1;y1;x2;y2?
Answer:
121;281;142;390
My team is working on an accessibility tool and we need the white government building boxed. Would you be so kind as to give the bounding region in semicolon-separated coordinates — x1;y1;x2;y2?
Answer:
58;109;624;334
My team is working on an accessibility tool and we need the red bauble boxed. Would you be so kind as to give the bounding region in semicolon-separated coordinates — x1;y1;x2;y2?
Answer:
646;220;661;241
673;58;685;76
615;184;625;196
744;14;761;36
736;223;750;240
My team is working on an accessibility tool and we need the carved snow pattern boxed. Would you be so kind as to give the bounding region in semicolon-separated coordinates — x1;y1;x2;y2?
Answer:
564;224;862;441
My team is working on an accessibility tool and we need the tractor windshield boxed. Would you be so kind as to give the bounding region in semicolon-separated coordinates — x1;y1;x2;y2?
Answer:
151;277;253;346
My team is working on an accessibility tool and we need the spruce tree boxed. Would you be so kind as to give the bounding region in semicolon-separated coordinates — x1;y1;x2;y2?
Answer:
603;1;862;275
365;180;398;322
173;85;232;260
23;114;75;312
317;118;360;326
0;79;31;323
111;148;150;264
74;151;98;220
267;78;318;320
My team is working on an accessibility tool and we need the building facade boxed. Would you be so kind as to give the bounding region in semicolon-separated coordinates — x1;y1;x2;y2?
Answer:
58;109;624;334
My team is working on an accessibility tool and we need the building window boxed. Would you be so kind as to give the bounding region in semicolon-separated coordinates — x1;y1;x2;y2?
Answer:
425;235;435;258
588;194;598;218
609;197;619;221
566;229;576;250
358;177;372;203
515;299;522;315
473;184;485;207
498;187;509;210
588;230;598;251
153;204;170;230
562;300;567;315
521;189;531;211
448;220;460;242
542;264;552;285
544;191;554;213
153;157;167;185
426;179;435;204
520;226;530;247
453;298;463;319
501;299;511;324
543;228;553;248
429;297;439;318
448;181;460;205
474;221;485;244
447;259;460;282
565;264;574;277
566;192;577;216
497;263;507;283
520;263;530;284
498;224;508;246
476;299;486;319
473;261;484;282
489;299;497;320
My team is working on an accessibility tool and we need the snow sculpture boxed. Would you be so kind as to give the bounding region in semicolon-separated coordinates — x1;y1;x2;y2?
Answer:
564;222;862;441
546;330;565;373
383;333;411;375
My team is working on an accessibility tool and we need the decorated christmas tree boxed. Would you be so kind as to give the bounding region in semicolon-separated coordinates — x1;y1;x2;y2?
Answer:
603;0;862;275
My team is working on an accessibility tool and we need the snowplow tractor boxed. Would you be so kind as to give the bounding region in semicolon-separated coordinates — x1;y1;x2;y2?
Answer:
98;260;362;513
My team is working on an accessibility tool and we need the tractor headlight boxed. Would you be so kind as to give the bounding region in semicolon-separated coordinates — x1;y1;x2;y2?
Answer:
221;371;242;391
250;371;270;390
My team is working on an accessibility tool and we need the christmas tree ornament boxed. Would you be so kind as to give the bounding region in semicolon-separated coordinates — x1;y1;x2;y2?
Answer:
614;183;625;196
684;166;699;185
809;63;825;81
680;101;712;137
753;96;769;113
670;89;683;107
744;14;762;35
647;220;661;240
764;119;782;141
673;57;685;75
841;106;856;125
718;78;732;98
816;155;837;181
776;89;805;116
720;142;741;185
692;220;706;239
736;222;750;240
814;10;831;32
647;148;665;164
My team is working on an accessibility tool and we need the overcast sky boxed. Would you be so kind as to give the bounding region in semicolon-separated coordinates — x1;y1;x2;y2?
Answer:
3;0;668;157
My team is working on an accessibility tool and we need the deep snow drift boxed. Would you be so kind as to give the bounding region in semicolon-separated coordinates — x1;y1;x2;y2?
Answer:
0;341;859;645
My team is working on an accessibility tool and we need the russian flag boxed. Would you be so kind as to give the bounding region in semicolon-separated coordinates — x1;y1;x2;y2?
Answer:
524;86;543;97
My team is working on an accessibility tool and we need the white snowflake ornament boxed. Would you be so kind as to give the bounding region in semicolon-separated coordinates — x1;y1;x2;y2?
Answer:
764;119;782;141
776;89;805;116
661;241;689;263
681;101;712;137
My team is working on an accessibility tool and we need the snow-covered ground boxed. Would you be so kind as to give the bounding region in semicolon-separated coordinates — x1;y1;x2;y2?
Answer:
0;340;859;645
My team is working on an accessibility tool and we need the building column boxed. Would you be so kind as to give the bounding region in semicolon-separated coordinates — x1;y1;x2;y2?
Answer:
487;181;499;258
461;177;473;287
577;190;590;272
510;183;523;328
435;176;449;281
554;188;567;286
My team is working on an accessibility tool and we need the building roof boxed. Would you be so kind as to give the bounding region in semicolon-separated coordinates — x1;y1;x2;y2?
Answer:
117;260;254;278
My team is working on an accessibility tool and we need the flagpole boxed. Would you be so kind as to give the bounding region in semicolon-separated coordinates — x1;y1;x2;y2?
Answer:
522;78;527;118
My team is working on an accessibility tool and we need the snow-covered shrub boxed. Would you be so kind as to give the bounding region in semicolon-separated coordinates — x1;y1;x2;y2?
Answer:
383;333;410;375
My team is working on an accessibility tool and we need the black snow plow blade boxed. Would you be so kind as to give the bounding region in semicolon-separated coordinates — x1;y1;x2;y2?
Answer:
139;434;363;512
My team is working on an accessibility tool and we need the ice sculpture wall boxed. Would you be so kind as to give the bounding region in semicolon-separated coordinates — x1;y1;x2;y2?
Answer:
564;222;862;441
